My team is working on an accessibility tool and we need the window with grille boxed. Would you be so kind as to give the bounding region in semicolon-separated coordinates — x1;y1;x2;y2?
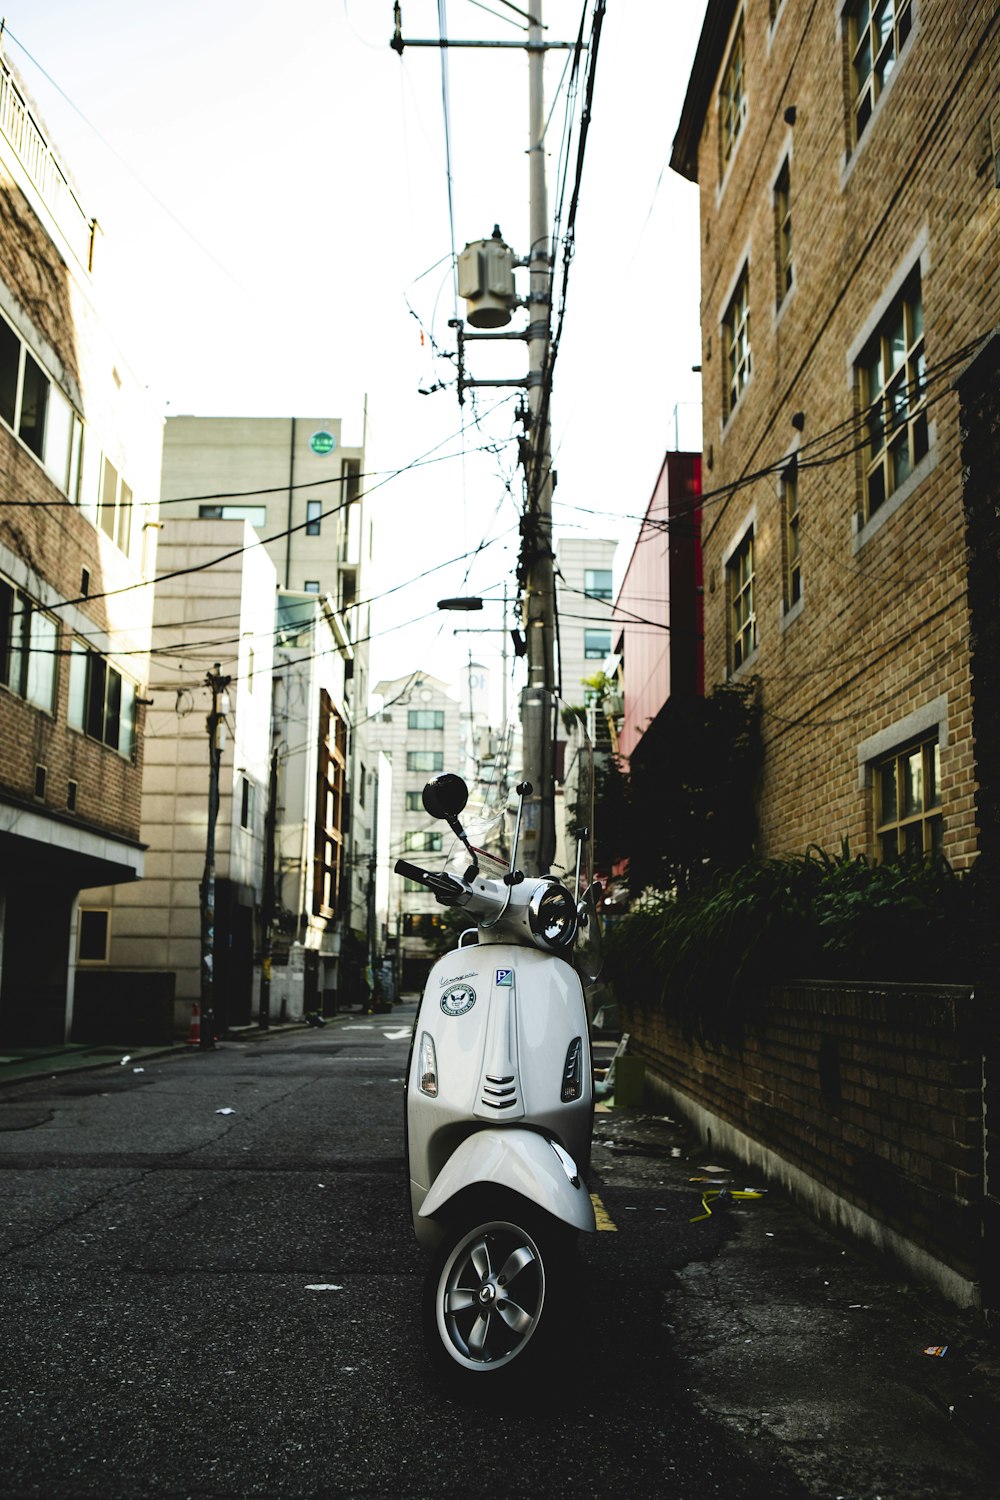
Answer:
782;467;801;610
774;159;792;307
313;691;346;918
0;577;58;712
408;709;444;730
404;830;443;853
68;642;137;757
727;528;757;670
584;629;612;660
848;0;913;146
584;569;613;601
78;909;110;964
857;269;927;519
0;311;82;497
723;266;751;418
874;734;942;861
719;16;747;174
407;750;444;772
199;503;267;527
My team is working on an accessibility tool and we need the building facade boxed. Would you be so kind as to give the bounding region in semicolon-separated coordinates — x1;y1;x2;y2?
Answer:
671;0;999;866
614;452;703;764
554;537;617;708
80;520;275;1039
0;54;161;1047
374;672;464;991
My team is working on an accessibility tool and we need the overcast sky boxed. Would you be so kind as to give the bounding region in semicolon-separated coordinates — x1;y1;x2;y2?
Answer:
3;0;705;701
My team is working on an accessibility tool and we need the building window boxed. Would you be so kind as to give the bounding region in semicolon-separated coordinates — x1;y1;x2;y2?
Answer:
874;734;942;861
408;709;444;730
407;750;444;773
0;312;82;497
240;776;254;830
727;527;756;670
78;909;110;964
584;629;612;660
98;457;133;557
304;580;321;594
405;790;424;811
314;691;346;917
68;643;137;757
403;878;425;894
584;569;613;601
858;268;926;519
848;0;913;146
774;158;792;307
723;265;751;418
0;577;58;712
358;761;367;810
719;15;747;174
781;466;801;610
404;830;443;853
306;500;322;536
198;504;267;528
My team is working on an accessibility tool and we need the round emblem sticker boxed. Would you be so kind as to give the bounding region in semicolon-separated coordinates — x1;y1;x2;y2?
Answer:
440;983;476;1017
309;430;336;455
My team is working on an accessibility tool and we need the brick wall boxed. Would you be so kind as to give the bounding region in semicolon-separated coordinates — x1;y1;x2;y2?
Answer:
0;155;159;845
622;981;989;1299
684;0;1000;866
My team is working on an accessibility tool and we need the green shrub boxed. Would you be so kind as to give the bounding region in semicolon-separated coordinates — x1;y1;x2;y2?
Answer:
604;849;979;1042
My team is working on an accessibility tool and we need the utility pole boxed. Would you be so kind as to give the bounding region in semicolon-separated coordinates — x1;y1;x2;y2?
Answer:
200;664;231;1051
392;1;578;877
520;0;557;875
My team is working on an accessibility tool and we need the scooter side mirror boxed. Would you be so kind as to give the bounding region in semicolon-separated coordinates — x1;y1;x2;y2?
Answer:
422;774;469;823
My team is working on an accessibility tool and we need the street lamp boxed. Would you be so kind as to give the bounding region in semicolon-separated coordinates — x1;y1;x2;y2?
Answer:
436;597;484;611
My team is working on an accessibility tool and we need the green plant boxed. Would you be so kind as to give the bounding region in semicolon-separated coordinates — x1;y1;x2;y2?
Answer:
604;847;979;1043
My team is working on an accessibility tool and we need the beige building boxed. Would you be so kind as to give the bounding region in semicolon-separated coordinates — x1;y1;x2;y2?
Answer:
80;521;275;1037
0;53;162;1047
671;0;999;866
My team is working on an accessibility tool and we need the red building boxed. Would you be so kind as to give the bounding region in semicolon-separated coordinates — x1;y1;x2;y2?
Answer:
614;451;703;765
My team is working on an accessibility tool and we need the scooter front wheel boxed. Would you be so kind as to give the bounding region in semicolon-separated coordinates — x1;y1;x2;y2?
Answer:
422;1190;572;1382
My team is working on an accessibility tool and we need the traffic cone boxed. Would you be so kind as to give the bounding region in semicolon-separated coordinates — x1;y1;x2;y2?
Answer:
186;1003;202;1046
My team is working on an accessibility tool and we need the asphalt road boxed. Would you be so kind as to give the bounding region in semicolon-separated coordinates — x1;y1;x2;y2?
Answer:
0;1009;812;1500
6;1008;1000;1499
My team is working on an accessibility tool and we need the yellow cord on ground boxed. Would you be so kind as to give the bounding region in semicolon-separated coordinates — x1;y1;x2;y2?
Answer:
690;1188;764;1224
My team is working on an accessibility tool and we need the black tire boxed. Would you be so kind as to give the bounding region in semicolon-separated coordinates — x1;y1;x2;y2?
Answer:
421;1189;575;1386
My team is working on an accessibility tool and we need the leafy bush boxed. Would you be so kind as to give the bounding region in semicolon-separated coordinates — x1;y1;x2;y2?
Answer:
604;848;980;1042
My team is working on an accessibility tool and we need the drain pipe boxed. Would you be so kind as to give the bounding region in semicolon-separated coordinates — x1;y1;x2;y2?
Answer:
285;417;296;588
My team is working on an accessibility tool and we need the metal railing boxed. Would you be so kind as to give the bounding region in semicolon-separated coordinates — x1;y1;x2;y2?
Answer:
0;54;94;269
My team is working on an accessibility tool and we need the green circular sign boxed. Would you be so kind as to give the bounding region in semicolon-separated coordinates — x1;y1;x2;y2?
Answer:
309;430;336;455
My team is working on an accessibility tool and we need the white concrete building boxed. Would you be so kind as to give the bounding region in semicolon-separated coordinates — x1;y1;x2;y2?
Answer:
373;672;465;992
81;520;275;1037
555;537;618;706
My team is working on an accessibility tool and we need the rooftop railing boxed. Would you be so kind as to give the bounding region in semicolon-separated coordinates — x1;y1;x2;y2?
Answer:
0;53;95;270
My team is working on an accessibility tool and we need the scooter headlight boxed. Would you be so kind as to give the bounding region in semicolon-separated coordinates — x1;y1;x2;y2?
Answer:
527;880;577;950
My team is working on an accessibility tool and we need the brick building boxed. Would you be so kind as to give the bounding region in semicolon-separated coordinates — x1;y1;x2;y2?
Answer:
671;0;999;866
0;56;161;1046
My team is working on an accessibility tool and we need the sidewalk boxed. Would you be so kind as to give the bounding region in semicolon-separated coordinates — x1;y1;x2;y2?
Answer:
0;1005;403;1087
592;1103;1000;1499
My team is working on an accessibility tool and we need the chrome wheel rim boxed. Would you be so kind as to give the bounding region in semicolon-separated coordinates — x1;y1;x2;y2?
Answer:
437;1219;545;1370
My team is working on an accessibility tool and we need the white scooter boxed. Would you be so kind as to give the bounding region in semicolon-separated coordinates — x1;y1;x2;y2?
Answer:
396;709;602;1382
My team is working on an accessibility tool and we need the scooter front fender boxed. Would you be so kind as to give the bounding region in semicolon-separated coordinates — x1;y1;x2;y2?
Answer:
417;1128;596;1242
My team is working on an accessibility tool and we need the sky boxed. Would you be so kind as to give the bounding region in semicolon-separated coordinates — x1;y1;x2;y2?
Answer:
2;0;706;705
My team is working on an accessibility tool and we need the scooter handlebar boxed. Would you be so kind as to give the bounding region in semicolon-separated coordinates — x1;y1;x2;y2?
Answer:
393;859;468;906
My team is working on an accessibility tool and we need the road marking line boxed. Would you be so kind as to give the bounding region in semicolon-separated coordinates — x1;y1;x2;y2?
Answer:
591;1192;617;1231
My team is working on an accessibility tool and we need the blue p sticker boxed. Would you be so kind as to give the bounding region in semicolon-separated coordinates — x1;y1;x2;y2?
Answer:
495;968;513;987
